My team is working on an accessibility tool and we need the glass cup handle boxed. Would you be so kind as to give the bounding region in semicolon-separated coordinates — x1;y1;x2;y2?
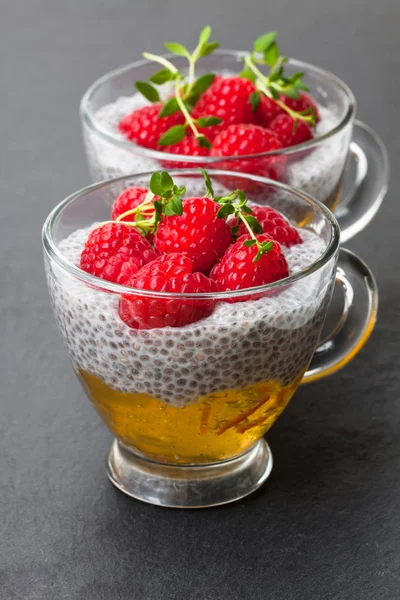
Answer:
302;248;378;384
336;120;389;243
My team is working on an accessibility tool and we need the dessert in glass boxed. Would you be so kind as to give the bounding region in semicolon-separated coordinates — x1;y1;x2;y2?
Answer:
80;29;389;243
42;169;378;507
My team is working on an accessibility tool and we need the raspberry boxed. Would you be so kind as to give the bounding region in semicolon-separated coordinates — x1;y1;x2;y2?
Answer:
234;205;303;247
282;92;319;122
118;254;218;329
79;223;157;285
210;124;286;188
269;114;313;148
210;234;289;294
118;104;185;149
154;197;233;272
191;76;255;140
111;187;156;242
111;187;155;222
160;135;210;169
252;94;283;127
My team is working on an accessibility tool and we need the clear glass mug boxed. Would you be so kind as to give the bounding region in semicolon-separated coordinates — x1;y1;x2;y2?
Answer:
80;51;389;243
42;171;378;508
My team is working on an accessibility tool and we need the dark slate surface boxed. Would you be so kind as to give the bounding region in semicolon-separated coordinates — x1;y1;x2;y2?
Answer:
1;1;399;598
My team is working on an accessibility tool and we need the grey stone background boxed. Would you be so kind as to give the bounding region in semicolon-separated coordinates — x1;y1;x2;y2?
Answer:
1;1;399;598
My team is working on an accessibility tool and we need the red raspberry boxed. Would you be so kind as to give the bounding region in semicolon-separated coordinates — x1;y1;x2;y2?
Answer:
111;187;155;222
191;76;255;140
234;205;303;247
111;187;156;241
282;92;319;122
154;197;233;273
210;234;289;294
118;254;218;329
79;223;157;285
160;135;210;169
118;104;185;149
210;124;286;188
269;114;313;148
252;94;283;127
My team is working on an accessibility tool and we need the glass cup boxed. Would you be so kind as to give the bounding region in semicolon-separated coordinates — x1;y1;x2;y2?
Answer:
80;51;389;243
42;171;378;508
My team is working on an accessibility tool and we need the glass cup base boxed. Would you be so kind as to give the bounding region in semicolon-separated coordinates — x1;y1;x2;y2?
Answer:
107;439;273;508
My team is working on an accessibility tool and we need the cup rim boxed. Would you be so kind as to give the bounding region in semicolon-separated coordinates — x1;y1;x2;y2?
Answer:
80;50;356;162
42;170;340;300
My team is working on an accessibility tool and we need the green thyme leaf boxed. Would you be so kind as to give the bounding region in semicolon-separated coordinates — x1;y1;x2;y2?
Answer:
191;73;215;95
164;42;190;58
254;32;277;53
253;241;273;262
243;239;257;247
153;199;163;222
183;90;200;107
135;81;160;103
150;68;176;85
280;87;300;99
240;66;256;83
217;204;235;219
141;29;221;149
200;168;215;198
249;91;261;112
165;196;183;216
291;71;305;83
159;97;180;117
196;116;223;127
244;32;315;127
269;71;281;82
263;42;280;67
244;215;263;234
158;125;187;146
199;25;212;45
217;191;237;204
160;171;174;191
184;100;197;112
197;135;212;149
175;184;186;197
268;86;280;100
161;189;171;199
149;172;163;196
199;41;220;57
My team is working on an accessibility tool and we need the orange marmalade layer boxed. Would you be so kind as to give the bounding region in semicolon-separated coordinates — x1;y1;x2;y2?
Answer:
78;370;304;464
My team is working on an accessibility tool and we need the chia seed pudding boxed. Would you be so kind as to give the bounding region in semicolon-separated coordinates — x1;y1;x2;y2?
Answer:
46;222;334;408
83;92;350;208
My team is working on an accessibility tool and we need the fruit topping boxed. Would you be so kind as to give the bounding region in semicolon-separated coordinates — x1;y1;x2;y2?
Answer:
79;168;298;327
269;113;313;147
210;123;285;181
232;205;302;247
191;76;255;140
154;195;233;272
118;104;185;149
80;222;157;285
118;28;318;157
210;233;289;292
118;254;218;329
